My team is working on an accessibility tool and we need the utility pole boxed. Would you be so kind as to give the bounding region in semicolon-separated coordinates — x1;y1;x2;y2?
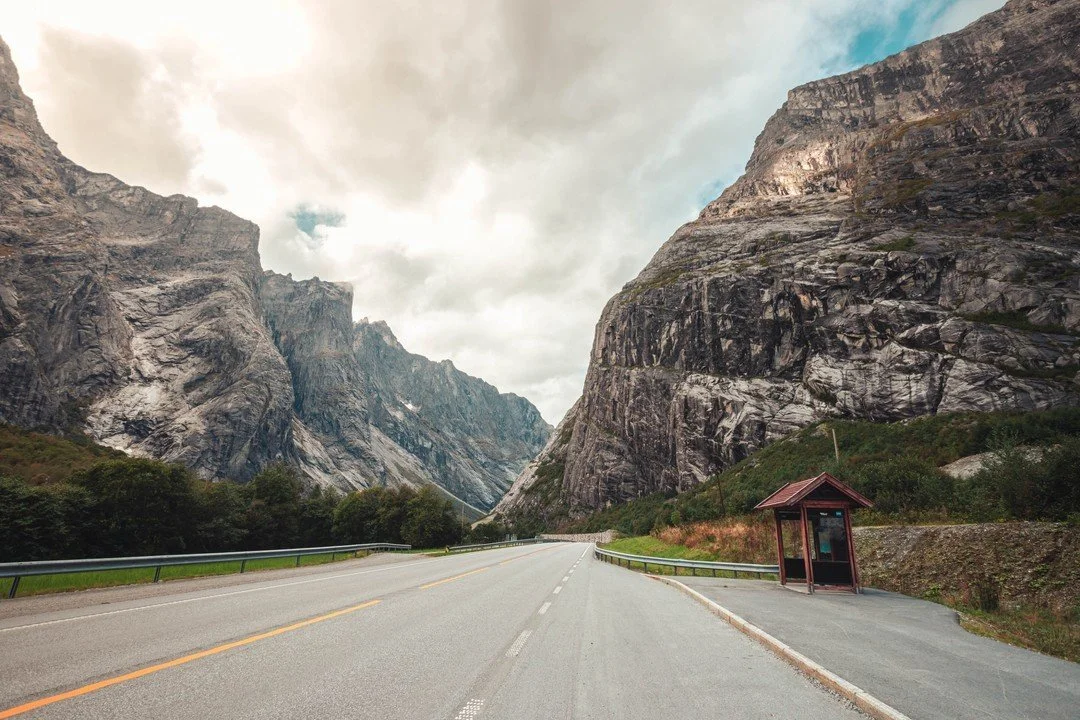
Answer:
831;427;840;463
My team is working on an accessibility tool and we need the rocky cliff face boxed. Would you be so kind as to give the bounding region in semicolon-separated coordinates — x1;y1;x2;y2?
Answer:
498;0;1080;518
0;38;549;510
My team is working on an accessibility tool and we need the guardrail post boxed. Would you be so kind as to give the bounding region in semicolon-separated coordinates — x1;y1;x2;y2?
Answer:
7;576;19;599
295;555;301;567
240;559;247;573
153;566;162;583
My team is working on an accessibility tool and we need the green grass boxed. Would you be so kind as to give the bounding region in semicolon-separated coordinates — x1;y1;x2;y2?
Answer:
0;551;369;598
959;606;1080;663
996;186;1080;231
605;535;717;561
0;424;125;485
962;310;1069;335
600;536;777;580
870;235;916;252
621;265;693;300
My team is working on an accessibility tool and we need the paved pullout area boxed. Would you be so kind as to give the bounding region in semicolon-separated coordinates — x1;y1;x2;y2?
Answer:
679;577;1080;720
0;544;862;719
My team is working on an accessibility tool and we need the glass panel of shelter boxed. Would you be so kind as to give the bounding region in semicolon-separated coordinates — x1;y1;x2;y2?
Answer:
809;508;853;586
777;510;806;580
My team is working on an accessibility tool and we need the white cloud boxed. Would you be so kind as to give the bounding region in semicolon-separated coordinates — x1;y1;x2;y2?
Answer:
1;0;1004;422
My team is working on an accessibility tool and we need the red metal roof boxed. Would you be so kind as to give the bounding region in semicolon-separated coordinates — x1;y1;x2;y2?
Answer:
754;472;873;510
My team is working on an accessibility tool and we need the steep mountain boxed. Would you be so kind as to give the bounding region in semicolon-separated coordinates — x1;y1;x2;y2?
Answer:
0;38;550;510
498;0;1080;519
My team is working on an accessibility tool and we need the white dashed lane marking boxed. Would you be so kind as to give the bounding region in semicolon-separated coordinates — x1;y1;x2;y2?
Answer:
454;698;484;719
562;576;569;582
538;602;552;615
506;630;532;658
553;586;562;595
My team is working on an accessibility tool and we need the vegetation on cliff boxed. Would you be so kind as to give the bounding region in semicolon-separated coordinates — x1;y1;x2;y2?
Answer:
516;408;1080;537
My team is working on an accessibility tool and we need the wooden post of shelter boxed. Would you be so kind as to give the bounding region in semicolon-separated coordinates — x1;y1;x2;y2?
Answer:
772;509;786;585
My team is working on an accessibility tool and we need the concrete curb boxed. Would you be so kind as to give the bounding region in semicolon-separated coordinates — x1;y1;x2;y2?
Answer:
651;575;912;720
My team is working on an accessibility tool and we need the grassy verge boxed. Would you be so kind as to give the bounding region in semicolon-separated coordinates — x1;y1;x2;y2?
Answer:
600;536;777;580
0;551;370;598
959;607;1080;663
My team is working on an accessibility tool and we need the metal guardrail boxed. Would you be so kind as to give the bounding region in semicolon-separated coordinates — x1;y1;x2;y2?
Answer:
594;547;778;578
0;542;411;599
445;537;551;554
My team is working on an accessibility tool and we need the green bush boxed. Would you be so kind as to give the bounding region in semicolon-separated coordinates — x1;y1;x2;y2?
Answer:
467;521;511;544
334;486;406;543
960;436;1080;521
847;457;951;514
0;476;89;560
71;458;200;556
402;486;463;548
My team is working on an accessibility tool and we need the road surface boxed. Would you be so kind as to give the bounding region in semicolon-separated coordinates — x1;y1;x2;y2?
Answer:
680;576;1080;720
0;543;862;719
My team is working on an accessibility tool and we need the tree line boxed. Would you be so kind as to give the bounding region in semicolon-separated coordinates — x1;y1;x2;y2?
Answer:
0;458;510;562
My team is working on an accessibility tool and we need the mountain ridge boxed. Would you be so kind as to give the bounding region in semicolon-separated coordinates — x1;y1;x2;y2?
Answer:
497;0;1080;520
0;37;550;511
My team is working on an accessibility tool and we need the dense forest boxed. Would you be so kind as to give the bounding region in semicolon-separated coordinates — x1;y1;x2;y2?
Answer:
0;428;511;561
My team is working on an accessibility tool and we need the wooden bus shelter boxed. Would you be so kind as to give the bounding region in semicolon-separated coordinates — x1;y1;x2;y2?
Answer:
755;472;872;594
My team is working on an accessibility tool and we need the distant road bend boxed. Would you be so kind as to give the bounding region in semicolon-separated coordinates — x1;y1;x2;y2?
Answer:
0;543;863;719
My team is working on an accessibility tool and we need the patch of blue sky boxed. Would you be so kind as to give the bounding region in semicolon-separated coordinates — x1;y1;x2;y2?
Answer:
848;1;950;68
693;0;996;207
289;204;345;236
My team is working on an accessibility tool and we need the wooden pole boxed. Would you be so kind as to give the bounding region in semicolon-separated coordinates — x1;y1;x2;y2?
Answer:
774;510;787;585
800;504;814;594
832;428;840;463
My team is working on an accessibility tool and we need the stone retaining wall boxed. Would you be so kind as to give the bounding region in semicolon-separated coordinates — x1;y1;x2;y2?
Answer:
540;530;615;544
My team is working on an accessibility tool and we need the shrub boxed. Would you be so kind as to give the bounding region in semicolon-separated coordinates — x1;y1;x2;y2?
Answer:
962;436;1080;521
467;521;511;544
846;457;952;515
334;486;399;543
243;463;304;550
0;476;90;561
402;486;463;549
71;458;200;556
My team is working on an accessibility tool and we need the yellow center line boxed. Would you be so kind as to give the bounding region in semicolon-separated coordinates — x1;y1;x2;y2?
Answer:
421;544;562;587
418;567;489;589
499;544;561;565
0;599;381;719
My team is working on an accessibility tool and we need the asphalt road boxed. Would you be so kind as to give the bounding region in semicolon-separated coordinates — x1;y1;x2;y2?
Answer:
0;543;863;719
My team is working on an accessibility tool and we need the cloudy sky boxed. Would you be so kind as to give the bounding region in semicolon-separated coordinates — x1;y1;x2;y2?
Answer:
4;0;1002;423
